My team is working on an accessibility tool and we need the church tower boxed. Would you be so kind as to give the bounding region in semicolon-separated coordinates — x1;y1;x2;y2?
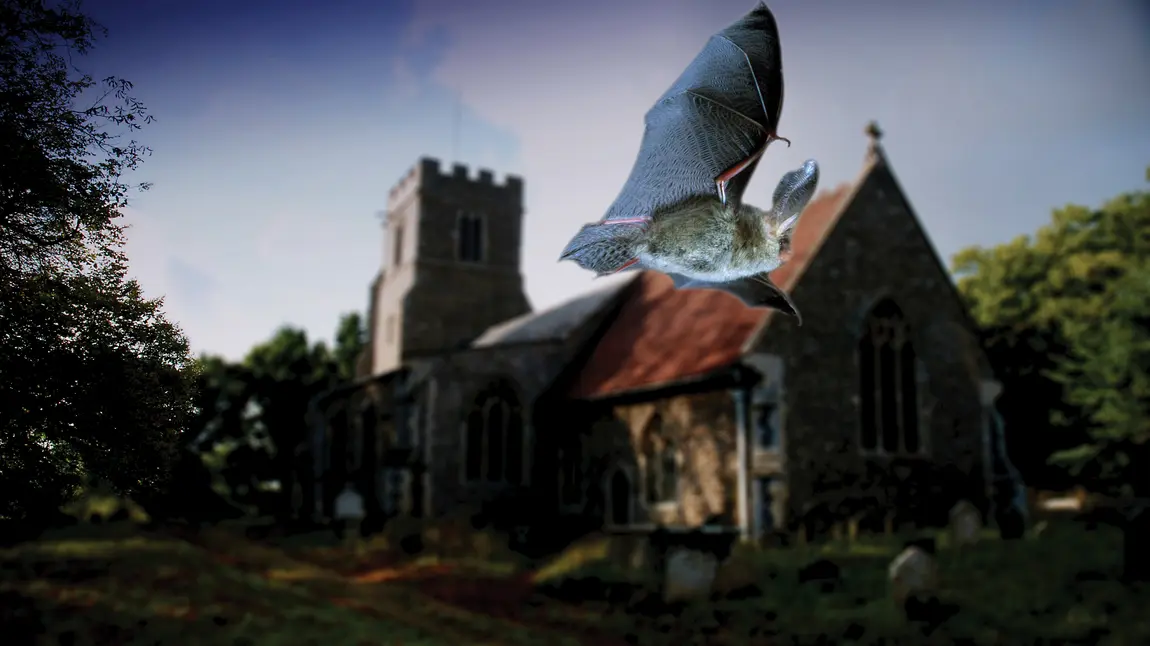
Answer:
371;158;532;374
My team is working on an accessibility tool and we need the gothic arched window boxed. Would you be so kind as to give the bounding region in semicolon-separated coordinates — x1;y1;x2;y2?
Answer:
858;299;921;454
643;415;679;505
463;381;526;484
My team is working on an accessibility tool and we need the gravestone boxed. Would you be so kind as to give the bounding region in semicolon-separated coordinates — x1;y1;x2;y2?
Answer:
888;546;939;607
334;485;365;539
949;500;983;546
663;547;719;603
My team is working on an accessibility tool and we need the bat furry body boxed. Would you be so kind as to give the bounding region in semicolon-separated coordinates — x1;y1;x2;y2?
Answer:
559;2;817;323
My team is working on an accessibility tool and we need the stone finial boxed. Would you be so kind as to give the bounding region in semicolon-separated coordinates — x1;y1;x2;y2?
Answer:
865;120;884;143
865;121;886;163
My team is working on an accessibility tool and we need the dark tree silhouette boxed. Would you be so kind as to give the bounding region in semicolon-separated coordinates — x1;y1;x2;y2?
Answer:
0;0;195;520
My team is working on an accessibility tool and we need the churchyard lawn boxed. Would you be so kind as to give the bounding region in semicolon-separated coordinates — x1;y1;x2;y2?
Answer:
1;516;1147;645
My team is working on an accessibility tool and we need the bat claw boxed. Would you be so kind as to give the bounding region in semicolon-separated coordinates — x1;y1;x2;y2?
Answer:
771;133;791;148
614;258;640;273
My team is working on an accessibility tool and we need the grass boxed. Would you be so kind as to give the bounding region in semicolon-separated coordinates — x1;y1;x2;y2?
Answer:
0;522;576;646
518;522;1150;645
1;515;1147;645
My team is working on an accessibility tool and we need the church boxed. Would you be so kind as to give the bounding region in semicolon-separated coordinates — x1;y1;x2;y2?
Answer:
302;123;1009;542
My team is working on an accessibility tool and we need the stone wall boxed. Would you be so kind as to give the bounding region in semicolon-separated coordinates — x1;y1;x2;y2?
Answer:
576;390;740;529
373;158;531;375
419;342;572;517
754;155;994;533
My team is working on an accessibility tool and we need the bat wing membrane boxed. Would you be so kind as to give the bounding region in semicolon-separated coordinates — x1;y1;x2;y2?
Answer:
601;3;784;223
668;271;801;323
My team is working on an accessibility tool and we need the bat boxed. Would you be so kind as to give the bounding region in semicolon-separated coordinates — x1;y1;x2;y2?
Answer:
558;2;816;323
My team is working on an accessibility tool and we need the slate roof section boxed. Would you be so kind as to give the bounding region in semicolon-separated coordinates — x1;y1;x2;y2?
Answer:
471;275;638;348
567;163;867;400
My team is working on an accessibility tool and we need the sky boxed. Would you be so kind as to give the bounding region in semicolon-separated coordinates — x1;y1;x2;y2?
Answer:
78;0;1150;361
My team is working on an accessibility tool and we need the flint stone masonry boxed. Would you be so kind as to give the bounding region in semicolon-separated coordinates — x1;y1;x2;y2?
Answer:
599;391;741;528
375;157;531;374
754;153;993;532
419;343;572;517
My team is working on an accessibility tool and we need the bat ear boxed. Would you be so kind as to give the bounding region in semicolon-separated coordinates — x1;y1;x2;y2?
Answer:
771;160;820;229
775;213;799;237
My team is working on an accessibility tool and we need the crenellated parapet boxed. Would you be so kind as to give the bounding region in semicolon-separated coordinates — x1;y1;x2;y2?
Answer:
387;157;523;212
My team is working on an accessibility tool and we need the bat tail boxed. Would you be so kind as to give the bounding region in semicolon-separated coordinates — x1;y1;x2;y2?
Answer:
559;221;646;275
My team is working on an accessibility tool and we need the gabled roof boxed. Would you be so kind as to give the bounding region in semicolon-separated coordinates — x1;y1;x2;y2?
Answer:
471;275;637;348
567;171;862;400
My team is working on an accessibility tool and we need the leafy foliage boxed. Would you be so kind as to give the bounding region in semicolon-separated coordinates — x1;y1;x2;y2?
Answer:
0;0;153;281
0;0;194;520
189;313;369;517
953;169;1150;493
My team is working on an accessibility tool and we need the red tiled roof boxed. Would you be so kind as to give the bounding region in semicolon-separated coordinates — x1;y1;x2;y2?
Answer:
567;181;858;400
769;183;855;291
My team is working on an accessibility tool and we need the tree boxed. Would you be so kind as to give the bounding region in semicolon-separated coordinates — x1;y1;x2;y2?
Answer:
1051;192;1150;496
0;0;195;520
953;168;1150;494
242;326;338;518
333;311;367;381
184;312;367;518
0;0;153;281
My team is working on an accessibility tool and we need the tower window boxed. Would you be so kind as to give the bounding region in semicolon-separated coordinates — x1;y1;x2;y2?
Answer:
392;224;404;266
457;212;484;263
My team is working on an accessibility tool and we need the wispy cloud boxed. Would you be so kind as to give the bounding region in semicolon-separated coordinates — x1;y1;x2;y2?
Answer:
406;0;1150;313
88;0;1150;361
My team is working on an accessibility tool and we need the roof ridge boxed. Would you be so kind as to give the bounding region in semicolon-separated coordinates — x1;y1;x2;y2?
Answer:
740;153;880;353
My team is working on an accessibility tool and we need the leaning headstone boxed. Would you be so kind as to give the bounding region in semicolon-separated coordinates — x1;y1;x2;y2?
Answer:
888;546;939;608
949;500;983;547
663;547;719;603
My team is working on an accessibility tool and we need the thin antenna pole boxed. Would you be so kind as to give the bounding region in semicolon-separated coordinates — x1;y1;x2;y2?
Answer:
451;89;462;162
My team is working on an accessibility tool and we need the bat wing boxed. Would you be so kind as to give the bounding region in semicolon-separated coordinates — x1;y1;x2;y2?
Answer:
668;271;801;324
602;2;785;224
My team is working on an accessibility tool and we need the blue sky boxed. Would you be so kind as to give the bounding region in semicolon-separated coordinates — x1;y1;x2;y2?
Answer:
80;0;1150;361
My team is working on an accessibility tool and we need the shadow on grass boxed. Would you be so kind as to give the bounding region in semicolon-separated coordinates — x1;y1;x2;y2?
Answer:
0;524;466;646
